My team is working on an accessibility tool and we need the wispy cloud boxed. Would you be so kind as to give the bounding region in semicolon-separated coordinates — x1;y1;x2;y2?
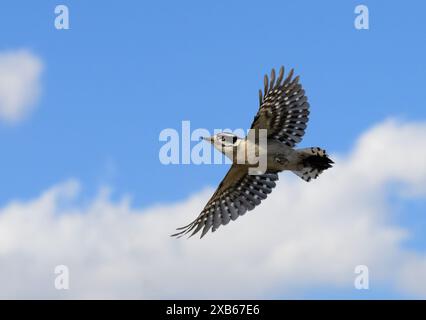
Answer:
0;50;43;124
0;119;425;299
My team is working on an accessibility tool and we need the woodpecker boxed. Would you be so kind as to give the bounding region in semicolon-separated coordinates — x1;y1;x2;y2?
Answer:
172;67;333;238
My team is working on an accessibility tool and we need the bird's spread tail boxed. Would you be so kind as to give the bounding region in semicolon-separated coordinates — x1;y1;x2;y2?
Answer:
292;147;333;182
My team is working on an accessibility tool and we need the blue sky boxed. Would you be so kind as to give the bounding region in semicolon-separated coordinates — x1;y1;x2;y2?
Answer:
0;1;425;299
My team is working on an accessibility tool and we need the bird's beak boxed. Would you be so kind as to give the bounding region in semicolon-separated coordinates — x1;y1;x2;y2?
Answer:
201;136;213;143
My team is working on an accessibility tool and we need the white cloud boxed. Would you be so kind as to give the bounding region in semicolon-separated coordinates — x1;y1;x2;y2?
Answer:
397;255;426;297
0;50;43;124
0;119;426;299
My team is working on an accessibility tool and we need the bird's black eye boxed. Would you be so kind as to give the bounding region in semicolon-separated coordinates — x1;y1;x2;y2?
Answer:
232;136;238;144
221;136;226;142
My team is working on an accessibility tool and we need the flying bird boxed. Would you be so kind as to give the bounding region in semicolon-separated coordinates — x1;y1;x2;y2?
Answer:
172;67;333;238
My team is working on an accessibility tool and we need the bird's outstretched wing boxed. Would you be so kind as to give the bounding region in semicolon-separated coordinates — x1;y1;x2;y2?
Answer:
251;66;310;147
172;165;279;238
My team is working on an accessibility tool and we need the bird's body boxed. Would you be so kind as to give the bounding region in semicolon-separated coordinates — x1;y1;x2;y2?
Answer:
173;67;333;238
220;137;303;171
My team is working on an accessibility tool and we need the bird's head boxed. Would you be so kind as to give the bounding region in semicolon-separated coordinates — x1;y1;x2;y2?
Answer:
202;132;242;156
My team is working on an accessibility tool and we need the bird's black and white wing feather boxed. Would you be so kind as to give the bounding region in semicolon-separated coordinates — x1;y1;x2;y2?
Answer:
172;165;279;238
251;66;310;147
